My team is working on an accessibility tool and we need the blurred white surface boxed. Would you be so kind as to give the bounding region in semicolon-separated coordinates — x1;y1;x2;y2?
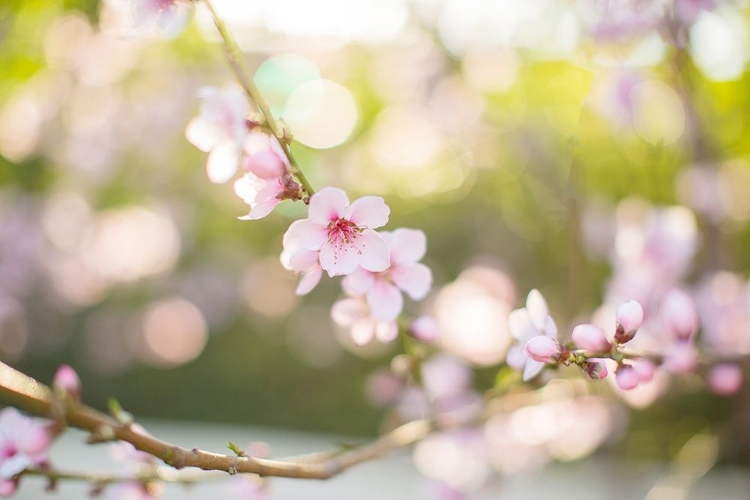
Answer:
13;420;750;499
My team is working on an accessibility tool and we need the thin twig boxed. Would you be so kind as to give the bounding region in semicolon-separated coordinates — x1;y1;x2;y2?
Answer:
201;0;315;197
0;362;431;480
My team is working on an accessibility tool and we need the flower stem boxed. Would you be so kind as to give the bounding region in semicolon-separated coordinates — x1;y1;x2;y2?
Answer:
201;0;315;197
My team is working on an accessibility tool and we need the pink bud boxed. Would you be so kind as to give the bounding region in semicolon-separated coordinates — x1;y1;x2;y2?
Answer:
663;341;698;374
660;289;698;341
243;134;287;179
614;300;643;344
633;359;656;383
572;324;612;353
54;364;81;399
411;315;438;342
583;359;608;380
0;480;16;497
615;365;640;390
525;336;564;363
708;364;742;396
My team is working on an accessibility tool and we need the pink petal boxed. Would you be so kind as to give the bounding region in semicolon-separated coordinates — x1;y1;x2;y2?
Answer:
238;198;280;220
0;455;33;478
308;187;349;225
508;309;534;341
0;479;16;497
154;0;193;39
366;280;403;322
505;344;527;371
206;141;241;184
351;229;390;273
390;262;432;300
345;196;390;229
387;228;427;265
287;249;320;272
342;267;376;296
320;238;359;277
296;265;322;295
283;219;328;254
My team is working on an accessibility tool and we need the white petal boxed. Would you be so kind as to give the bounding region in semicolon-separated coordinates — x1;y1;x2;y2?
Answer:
543;316;558;339
0;455;32;478
388;228;427;265
367;280;403;322
345;196;390;229
185;118;223;152
206;141;241;184
526;289;549;331
238;198;279;220
505;345;527;370
308;187;349;225
508;308;534;341
351;229;390;273
341;267;376;296
296;265;322;295
375;321;399;343
390;263;432;300
351;318;376;345
331;298;366;327
522;360;545;381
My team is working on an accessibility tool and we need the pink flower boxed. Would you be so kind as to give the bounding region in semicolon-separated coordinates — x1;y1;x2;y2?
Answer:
708;364;742;396
525;336;565;363
507;289;558;381
105;0;193;39
0;408;50;478
331;297;397;345
661;289;699;341
341;228;432;321
572;324;612;353
186;86;249;184
674;0;716;25
615;365;640;390
53;364;81;399
242;133;289;180
663;341;698;374
234;174;286;221
282;187;390;277
280;248;323;295
614;300;643;344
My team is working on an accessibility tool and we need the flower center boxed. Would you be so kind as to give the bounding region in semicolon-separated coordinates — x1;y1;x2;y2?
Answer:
327;218;359;244
1;444;17;460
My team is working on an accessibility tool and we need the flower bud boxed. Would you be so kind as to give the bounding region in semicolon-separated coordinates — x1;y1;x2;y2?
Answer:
708;364;742;396
614;300;643;344
615;365;640;390
525;336;565;363
633;359;656;383
243;134;287;179
54;364;81;400
583;360;608;380
663;341;698;374
660;289;698;341
572;324;612;353
410;315;438;342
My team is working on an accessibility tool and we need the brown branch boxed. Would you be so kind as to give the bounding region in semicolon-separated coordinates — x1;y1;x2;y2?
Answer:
0;362;431;480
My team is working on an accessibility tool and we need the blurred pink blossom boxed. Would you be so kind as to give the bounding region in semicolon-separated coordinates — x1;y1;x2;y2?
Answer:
0;408;50;479
331;296;397;345
342;228;432;321
661;288;699;341
105;0;194;38
663;341;698;374
411;315;439;342
186;86;249;184
633;359;656;383
507;289;558;381
282;187;390;277
708;364;742;396
53;364;81;399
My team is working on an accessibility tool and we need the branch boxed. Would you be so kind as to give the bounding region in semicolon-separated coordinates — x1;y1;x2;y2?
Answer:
0;362;431;480
201;0;316;197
